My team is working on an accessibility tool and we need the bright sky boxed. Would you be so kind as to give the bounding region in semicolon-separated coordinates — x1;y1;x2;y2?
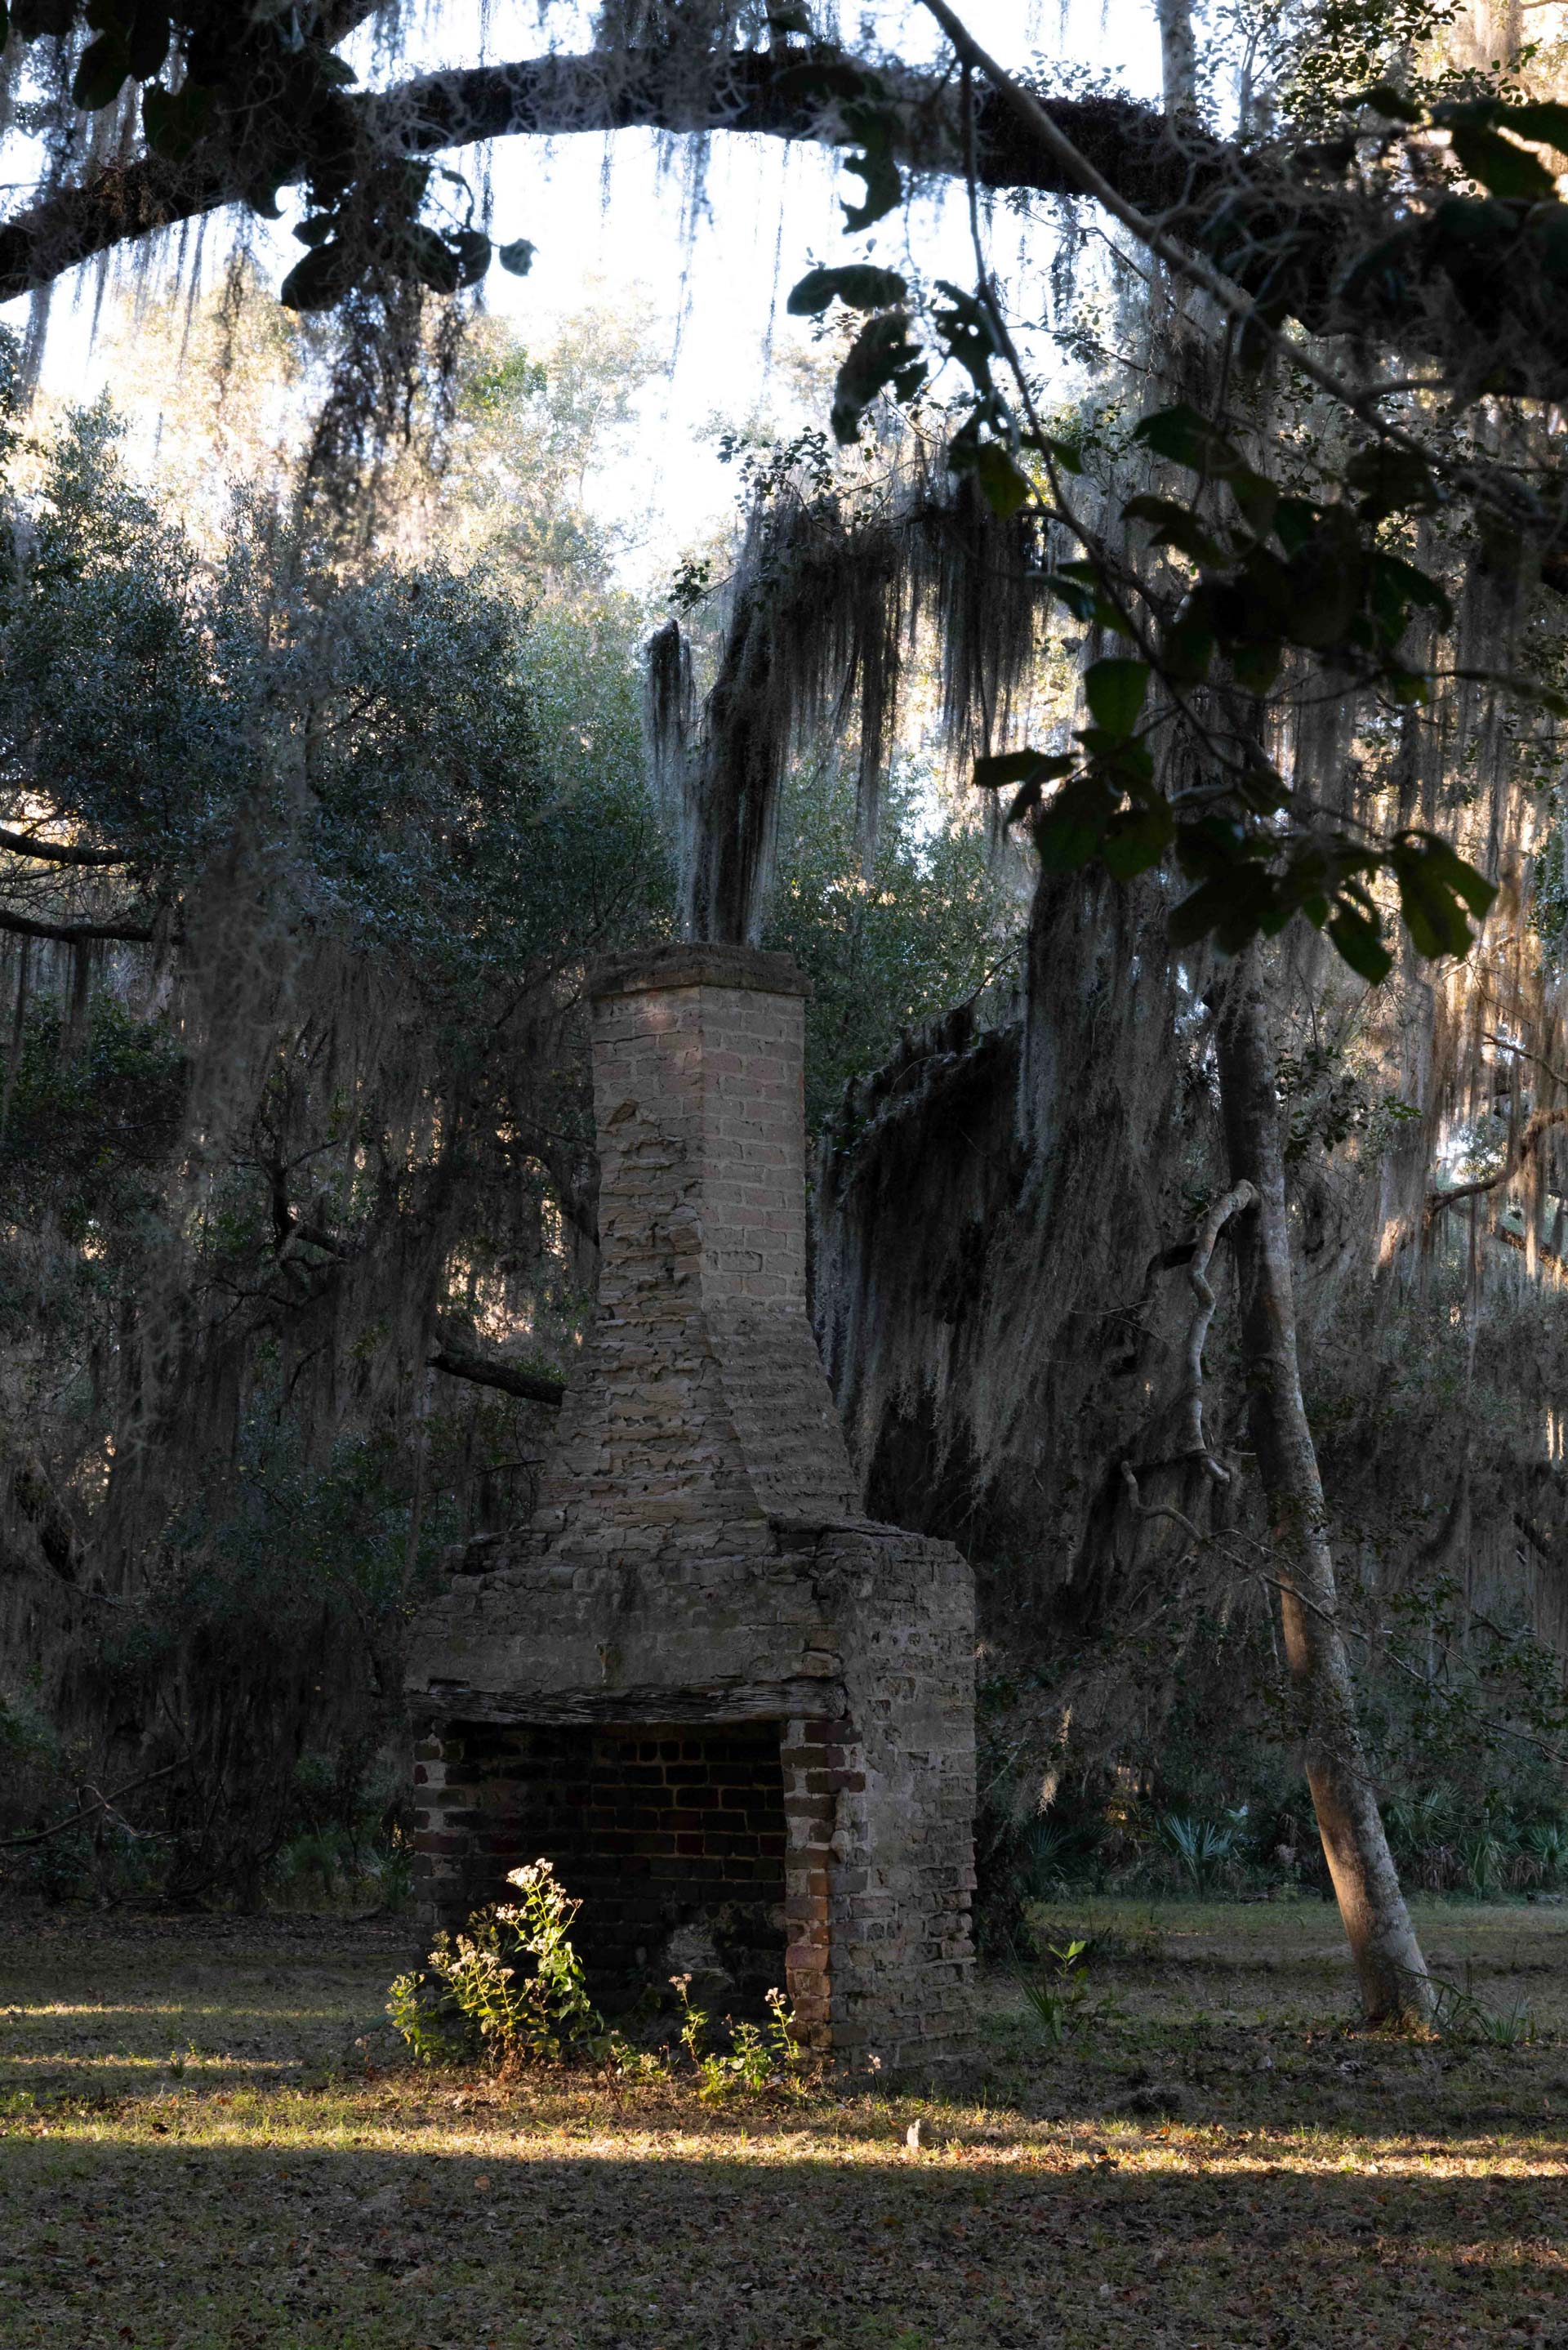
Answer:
3;1;1166;582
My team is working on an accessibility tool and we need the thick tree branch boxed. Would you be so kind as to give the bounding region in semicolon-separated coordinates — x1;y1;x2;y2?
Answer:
0;149;237;309
0;46;1205;306
429;1344;564;1408
0;905;155;943
0;826;127;867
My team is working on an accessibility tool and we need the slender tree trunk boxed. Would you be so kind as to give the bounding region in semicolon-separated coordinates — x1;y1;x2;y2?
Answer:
1153;0;1199;113
1217;949;1433;2022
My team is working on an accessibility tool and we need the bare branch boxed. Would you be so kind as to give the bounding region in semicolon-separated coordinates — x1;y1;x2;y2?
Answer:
0;1759;185;1850
1426;1104;1568;1223
429;1344;565;1408
1178;1180;1258;1483
0;905;155;944
0;827;128;868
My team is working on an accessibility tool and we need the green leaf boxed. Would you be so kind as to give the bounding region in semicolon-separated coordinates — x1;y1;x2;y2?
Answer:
497;239;535;276
1227;470;1279;534
1168;876;1237;948
1122;493;1226;565
451;228;492;288
1134;403;1243;476
1029;431;1085;474
73;29;128;110
931;279;1002;395
1077;727;1155;786
1102;800;1175;879
1448;123;1556;202
1084;658;1149;737
830;310;926;444
1272;496;1319;558
972;750;1075;789
1327;900;1393;983
126;3;167;80
1163;594;1217;684
1345;444;1437;519
786;263;908;315
840;109;902;231
278;239;357;312
970;440;1033;519
1041;566;1125;628
1396;831;1497;920
1231;638;1282;694
400;225;461;294
141;78;212;162
1034;776;1116;873
1370;551;1454;638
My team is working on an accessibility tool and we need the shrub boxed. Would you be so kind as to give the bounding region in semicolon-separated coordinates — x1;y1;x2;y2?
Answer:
388;1858;608;2069
1016;1938;1093;2049
1157;1812;1241;1894
669;1973;805;2100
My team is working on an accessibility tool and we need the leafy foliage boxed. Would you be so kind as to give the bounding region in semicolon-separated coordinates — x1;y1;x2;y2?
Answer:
388;1861;608;2069
765;761;1019;1130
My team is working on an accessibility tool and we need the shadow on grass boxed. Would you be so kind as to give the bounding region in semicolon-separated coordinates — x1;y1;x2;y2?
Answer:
3;2130;1566;2350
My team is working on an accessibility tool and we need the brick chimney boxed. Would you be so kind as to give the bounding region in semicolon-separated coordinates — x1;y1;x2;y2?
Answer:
407;943;976;2069
532;943;859;1558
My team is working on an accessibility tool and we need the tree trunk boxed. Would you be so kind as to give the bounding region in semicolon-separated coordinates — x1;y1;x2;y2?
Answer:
1217;949;1433;2022
1153;0;1199;113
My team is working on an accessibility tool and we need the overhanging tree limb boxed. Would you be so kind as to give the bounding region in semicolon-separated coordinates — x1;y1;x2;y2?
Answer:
0;905;155;943
429;1344;564;1408
1425;1104;1568;1224
0;826;127;867
0;45;1205;305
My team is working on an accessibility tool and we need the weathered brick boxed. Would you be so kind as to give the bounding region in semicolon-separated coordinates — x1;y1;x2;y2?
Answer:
406;943;976;2071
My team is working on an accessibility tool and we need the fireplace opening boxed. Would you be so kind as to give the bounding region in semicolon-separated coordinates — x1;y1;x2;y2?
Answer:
428;1717;790;2014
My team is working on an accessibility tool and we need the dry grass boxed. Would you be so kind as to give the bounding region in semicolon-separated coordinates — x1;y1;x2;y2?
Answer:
2;1897;1567;2347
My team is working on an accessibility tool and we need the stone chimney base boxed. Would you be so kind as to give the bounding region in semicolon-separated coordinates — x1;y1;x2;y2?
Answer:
412;1518;975;2070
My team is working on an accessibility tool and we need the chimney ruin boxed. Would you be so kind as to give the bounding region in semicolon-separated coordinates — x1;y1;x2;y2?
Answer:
406;943;976;2067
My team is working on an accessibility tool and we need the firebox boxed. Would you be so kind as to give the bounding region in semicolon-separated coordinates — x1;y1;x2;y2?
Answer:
407;943;976;2067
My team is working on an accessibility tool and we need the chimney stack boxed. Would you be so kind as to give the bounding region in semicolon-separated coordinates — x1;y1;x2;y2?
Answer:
531;943;859;1558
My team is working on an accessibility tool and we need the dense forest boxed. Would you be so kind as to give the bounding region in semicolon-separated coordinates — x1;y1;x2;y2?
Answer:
3;0;1568;2035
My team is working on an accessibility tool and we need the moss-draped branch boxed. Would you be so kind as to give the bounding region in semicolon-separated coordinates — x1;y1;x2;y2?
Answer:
0;43;1208;305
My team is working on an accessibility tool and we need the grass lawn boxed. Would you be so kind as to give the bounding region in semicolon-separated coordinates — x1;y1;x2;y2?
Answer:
2;1895;1567;2347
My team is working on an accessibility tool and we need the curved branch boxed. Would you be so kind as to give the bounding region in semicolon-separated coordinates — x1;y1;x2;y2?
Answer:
0;46;1205;305
1426;1104;1568;1224
0;1759;185;1851
1177;1179;1258;1481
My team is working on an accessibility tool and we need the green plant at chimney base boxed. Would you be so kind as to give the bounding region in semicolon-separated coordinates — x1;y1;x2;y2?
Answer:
387;1858;607;2069
672;1976;808;2100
